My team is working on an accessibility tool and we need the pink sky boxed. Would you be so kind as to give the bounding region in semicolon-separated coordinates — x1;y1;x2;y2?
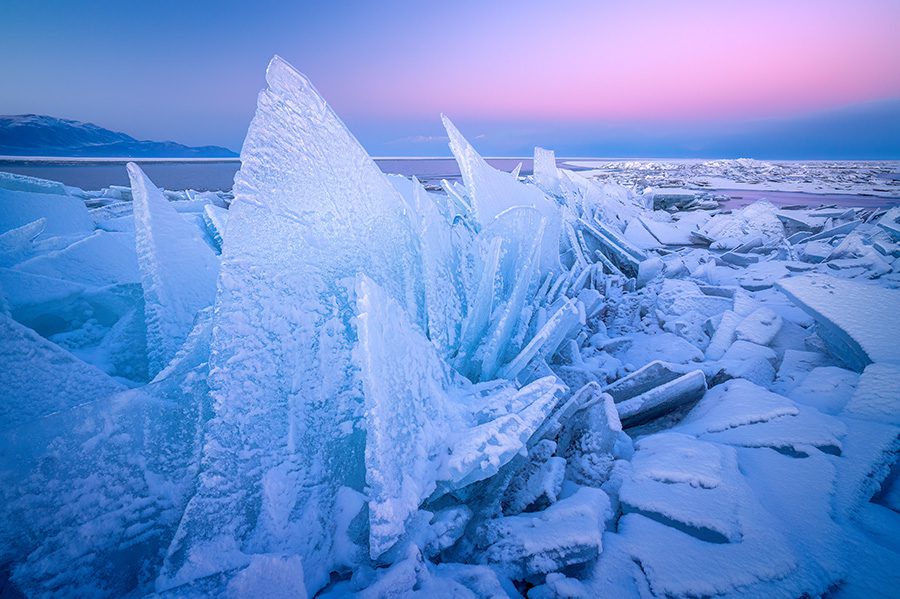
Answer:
335;1;900;123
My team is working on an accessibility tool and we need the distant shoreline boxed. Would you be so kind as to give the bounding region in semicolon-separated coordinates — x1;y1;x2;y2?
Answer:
3;155;900;165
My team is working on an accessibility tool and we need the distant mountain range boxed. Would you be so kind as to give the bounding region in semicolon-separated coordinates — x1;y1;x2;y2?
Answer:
0;114;238;158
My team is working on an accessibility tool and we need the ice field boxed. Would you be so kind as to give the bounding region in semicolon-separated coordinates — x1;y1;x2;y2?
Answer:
1;56;899;597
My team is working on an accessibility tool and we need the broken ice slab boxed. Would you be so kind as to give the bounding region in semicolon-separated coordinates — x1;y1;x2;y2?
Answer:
355;275;564;558
160;56;425;595
14;230;140;287
656;279;733;318
498;299;581;381
877;207;900;241
636;215;698;246
533;146;563;197
473;487;610;580
776;210;826;233
578;218;646;278
673;379;845;456
0;313;126;432
1;384;204;597
443;115;561;274
0;183;94;237
734;306;783;346
801;220;861;244
619;433;743;543
128;163;219;376
605;362;708;428
717;251;760;267
614;435;799;598
776;274;900;371
832;363;900;520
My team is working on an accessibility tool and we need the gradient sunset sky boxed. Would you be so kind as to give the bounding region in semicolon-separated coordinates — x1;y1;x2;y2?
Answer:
2;0;899;158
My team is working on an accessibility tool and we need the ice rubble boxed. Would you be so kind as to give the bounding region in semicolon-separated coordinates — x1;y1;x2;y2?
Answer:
1;55;899;598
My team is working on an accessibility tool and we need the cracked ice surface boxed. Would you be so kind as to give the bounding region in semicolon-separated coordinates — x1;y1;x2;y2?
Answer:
2;55;900;598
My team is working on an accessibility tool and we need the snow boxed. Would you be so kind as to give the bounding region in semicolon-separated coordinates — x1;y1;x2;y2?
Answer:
1;55;898;598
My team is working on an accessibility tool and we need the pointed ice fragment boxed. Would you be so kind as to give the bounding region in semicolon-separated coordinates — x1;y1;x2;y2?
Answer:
128;163;219;375
410;177;465;359
443;115;561;273
355;275;564;558
533;147;562;197
161;56;423;595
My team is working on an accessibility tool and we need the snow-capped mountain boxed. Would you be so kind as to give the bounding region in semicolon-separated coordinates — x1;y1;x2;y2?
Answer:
0;114;237;158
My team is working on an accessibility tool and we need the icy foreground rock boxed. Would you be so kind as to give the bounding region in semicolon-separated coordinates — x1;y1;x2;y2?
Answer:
1;55;899;598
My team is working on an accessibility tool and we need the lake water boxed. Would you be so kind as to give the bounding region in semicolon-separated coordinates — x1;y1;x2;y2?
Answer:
2;158;898;208
0;158;532;192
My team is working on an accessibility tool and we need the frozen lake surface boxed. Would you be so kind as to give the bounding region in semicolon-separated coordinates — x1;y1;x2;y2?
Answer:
2;157;898;208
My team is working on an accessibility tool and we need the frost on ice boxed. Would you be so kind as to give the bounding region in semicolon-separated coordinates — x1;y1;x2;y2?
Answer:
128;162;218;376
2;55;900;598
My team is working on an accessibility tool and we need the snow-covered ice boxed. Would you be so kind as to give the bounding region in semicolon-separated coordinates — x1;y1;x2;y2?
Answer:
1;55;899;598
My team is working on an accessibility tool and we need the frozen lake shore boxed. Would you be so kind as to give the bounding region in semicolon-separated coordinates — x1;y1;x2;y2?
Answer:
1;56;899;598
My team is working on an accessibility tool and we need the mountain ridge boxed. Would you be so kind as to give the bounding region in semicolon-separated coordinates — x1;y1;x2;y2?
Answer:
0;114;238;158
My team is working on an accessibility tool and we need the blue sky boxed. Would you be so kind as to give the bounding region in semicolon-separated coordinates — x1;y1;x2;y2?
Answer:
1;0;899;158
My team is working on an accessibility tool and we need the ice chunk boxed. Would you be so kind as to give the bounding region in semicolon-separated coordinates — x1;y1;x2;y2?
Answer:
498;298;581;381
606;332;704;367
0;217;44;267
0;313;125;431
473;487;610;580
533;146;563;197
225;555;307;599
675;379;798;435
0;171;70;195
443;115;561;273
409;177;465;360
620;433;742;543
355;274;458;557
202;203;228;251
704;310;742;360
788;366;858;415
734;306;783;346
843;362;900;424
0;185;93;237
777;274;900;370
15;230;140;287
160;56;425;595
1;380;204;596
637;215;697;246
458;206;544;380
128;163;219;376
701;201;785;250
615;438;797;597
558;391;631;486
616;369;707;428
656;279;732;318
877;207;900;241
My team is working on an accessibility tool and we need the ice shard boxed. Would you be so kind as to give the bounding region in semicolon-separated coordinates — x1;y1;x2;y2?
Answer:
356;275;564;558
128;163;219;376
160;56;424;595
443;115;561;274
533;146;562;197
410;177;465;359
